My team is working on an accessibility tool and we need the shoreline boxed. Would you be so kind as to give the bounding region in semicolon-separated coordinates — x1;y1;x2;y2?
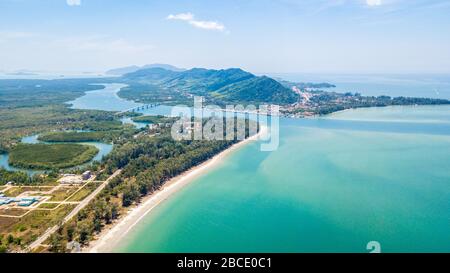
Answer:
85;128;265;253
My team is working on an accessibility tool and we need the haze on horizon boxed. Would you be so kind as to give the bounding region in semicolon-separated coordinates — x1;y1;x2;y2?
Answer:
1;0;450;74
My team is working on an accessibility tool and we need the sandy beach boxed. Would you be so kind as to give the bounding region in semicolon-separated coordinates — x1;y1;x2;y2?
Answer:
86;128;266;253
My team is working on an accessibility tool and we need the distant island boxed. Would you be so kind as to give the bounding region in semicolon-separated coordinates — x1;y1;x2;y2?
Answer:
106;64;185;76
4;70;39;76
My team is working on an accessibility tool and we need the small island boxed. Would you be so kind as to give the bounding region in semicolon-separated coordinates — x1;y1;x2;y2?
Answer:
8;143;99;170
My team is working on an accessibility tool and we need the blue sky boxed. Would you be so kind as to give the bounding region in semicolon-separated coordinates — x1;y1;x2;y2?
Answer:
1;0;450;74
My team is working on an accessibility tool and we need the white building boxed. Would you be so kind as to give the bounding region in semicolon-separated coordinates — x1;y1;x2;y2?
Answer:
59;174;84;185
82;171;92;180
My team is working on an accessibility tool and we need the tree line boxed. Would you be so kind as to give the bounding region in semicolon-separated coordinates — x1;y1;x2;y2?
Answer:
47;118;257;252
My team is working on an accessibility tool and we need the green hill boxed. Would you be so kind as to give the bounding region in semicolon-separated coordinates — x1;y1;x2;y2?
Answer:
213;76;299;105
124;67;180;82
122;67;298;105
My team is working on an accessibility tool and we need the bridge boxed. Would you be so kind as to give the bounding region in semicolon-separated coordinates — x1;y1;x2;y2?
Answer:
116;103;161;115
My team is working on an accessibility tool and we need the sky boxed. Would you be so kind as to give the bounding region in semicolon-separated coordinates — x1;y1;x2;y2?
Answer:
0;0;450;74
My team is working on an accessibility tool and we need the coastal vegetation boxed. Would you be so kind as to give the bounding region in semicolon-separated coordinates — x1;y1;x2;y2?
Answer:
0;104;126;152
0;168;59;185
279;79;336;89
45;117;257;252
117;67;450;116
0;78;109;108
309;92;450;115
118;82;189;105
0;168;29;184
1;66;450;253
76;120;124;131
38;131;113;143
280;79;450;116
0;78;131;154
0;79;151;252
131;115;176;124
8;143;99;170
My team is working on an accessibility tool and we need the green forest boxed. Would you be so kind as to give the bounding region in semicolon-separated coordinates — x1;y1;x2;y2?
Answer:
46;118;257;252
131;115;176;124
38;131;115;143
8;143;99;170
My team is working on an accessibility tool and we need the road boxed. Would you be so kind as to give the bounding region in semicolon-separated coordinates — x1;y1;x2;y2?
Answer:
27;169;122;251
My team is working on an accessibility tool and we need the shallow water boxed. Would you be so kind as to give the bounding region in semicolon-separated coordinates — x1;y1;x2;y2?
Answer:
269;73;450;99
115;105;450;253
119;117;149;129
4;79;449;252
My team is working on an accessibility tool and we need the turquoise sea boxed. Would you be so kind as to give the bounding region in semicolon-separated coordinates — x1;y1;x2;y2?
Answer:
5;80;447;252
114;105;450;253
268;73;450;99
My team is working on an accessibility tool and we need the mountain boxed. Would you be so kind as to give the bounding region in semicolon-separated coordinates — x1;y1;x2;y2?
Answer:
124;67;180;81
141;63;185;72
214;76;298;105
163;68;255;94
106;64;184;76
121;67;299;105
105;65;140;76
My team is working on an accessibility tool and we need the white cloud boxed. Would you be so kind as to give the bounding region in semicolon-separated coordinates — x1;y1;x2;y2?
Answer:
366;0;382;6
66;0;81;6
167;12;194;21
189;20;226;31
167;12;226;32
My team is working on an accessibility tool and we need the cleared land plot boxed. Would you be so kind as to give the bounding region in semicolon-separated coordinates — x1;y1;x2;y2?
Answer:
67;182;100;202
37;203;59;209
32;245;48;253
0;208;27;217
0;205;75;248
0;216;19;229
48;187;80;202
3;186;52;197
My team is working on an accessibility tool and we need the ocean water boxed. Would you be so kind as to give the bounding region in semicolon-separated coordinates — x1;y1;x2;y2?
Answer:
115;105;450;253
326;105;450;124
6;78;446;252
268;73;450;99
